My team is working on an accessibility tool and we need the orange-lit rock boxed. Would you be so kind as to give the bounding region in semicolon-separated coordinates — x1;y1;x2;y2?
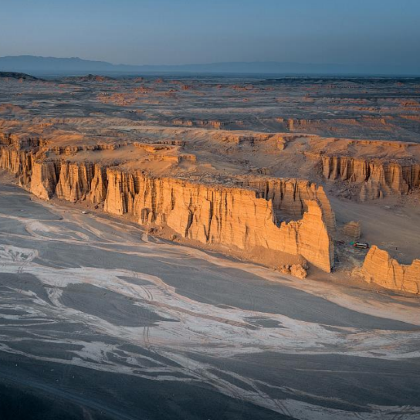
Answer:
361;245;420;294
322;156;420;200
0;135;335;272
30;161;58;200
56;162;94;202
103;170;334;272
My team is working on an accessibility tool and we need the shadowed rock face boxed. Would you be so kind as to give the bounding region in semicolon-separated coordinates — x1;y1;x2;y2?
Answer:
361;245;420;294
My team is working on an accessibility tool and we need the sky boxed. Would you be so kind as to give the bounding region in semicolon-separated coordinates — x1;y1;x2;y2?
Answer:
1;0;420;69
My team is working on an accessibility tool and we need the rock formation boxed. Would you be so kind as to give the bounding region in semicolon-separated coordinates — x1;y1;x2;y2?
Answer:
322;156;420;200
290;264;308;279
30;161;59;200
89;164;107;204
0;139;335;273
360;246;420;294
103;169;334;272
56;162;94;202
244;178;336;233
343;221;361;241
279;263;308;279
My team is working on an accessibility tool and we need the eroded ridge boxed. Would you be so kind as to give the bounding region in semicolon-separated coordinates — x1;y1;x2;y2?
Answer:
0;129;335;272
360;246;420;294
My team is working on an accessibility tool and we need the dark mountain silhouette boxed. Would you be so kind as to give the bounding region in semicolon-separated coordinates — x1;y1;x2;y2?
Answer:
0;55;418;76
0;71;40;80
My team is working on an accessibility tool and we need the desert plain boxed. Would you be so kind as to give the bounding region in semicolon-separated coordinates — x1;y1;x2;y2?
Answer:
0;73;420;419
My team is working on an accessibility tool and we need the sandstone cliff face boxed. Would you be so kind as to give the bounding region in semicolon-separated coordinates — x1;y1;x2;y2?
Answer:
0;147;31;178
0;143;34;187
361;245;420;294
30;161;59;200
89;164;107;204
56;162;94;202
103;169;334;272
322;156;420;200
245;178;336;232
0;141;335;272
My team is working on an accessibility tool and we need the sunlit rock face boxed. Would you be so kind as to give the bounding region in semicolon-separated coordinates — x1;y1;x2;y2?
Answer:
0;139;334;272
361;245;420;294
104;170;334;271
1;75;420;292
322;155;420;200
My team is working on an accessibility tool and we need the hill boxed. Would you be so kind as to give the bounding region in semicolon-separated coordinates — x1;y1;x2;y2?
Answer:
0;71;39;80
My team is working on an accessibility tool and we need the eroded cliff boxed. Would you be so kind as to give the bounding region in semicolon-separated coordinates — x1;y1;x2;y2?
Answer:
360;245;420;294
321;156;420;201
104;169;334;271
0;138;335;273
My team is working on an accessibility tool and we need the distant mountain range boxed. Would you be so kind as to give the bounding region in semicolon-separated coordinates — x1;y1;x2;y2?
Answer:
0;71;39;80
0;55;419;77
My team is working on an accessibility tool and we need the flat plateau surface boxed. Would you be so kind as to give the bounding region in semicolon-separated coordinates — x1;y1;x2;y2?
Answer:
1;181;419;420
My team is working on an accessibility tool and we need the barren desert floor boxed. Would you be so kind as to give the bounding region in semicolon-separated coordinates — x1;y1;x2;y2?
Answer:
0;180;419;419
1;74;420;419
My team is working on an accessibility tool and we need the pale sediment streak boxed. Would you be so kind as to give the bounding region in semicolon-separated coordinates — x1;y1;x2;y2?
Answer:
0;187;419;419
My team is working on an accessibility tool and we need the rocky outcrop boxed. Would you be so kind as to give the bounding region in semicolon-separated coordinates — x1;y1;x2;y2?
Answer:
0;134;40;188
245;178;336;232
103;170;334;272
49;142;126;156
0;147;33;186
343;221;361;240
30;161;59;200
322;156;420;200
103;170;137;215
214;132;288;149
56;162;94;202
89;164;107;204
0;140;335;272
360;246;420;294
172;119;225;129
290;264;308;279
279;263;308;279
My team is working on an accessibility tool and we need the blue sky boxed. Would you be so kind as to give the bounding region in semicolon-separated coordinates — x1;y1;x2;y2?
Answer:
1;0;419;68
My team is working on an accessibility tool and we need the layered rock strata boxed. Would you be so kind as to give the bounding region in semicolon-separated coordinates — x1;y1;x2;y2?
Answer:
322;156;420;200
245;178;336;232
361;246;420;294
103;169;334;271
0;141;334;272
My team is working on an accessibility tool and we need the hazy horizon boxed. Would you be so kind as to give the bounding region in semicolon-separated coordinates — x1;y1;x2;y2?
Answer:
1;0;420;73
